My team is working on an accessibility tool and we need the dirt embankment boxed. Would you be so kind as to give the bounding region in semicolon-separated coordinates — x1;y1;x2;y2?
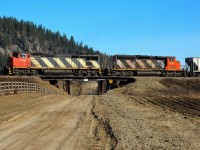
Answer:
122;77;200;96
0;77;199;149
91;77;200;149
0;76;65;94
120;77;200;117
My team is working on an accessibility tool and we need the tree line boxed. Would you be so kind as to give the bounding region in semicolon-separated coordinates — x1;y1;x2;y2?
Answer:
0;16;101;54
0;16;111;68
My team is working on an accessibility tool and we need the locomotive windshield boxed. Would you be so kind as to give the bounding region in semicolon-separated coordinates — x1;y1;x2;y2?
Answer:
20;53;26;58
12;52;27;58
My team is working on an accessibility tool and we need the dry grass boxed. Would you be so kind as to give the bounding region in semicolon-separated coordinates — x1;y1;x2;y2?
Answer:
159;78;200;96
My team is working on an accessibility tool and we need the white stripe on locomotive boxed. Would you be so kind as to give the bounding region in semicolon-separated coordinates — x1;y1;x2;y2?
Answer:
53;58;67;68
77;58;86;68
31;57;42;68
90;60;100;68
65;58;78;68
41;58;54;68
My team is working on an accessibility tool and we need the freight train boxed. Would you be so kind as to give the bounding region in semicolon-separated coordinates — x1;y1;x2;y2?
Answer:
2;51;200;77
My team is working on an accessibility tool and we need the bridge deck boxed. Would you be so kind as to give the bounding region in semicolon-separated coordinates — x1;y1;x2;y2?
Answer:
40;75;135;81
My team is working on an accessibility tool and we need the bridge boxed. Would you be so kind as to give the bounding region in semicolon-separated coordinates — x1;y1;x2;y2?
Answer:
40;75;135;95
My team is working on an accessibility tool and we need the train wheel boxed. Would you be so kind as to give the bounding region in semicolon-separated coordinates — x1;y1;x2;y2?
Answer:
172;72;176;77
128;71;132;76
32;70;38;75
14;69;20;76
133;71;137;76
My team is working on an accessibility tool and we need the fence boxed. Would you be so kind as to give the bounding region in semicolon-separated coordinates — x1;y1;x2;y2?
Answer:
0;81;60;96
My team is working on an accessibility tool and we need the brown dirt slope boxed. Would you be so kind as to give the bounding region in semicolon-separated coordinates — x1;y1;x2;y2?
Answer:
122;77;200;97
0;76;64;94
0;94;117;149
92;77;200;149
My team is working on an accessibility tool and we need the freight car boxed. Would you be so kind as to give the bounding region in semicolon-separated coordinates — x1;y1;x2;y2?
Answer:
185;57;200;76
111;55;185;76
6;52;102;76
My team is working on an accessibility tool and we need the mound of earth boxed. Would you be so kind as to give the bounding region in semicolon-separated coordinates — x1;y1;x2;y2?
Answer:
160;78;200;95
121;77;200;97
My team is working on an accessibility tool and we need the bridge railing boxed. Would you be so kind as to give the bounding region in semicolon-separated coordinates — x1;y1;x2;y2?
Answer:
0;81;60;96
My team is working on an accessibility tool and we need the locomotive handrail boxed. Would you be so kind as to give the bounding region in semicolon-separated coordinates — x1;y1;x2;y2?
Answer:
0;81;60;96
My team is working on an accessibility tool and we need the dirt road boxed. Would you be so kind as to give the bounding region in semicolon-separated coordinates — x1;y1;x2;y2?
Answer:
0;77;200;149
0;95;91;149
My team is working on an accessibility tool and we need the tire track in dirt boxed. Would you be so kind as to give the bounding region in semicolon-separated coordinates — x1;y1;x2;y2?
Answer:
0;95;94;149
0;95;62;125
0;95;117;150
142;96;200;117
91;97;118;149
70;96;118;150
1;77;200;149
94;93;200;149
0;94;116;150
129;95;200;117
0;96;74;149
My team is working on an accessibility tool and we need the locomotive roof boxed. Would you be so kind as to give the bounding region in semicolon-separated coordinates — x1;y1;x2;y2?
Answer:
114;54;176;59
12;51;27;54
31;53;100;57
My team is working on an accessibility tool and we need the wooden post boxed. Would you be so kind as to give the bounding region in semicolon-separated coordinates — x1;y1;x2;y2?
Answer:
0;82;1;96
65;80;71;95
98;80;103;95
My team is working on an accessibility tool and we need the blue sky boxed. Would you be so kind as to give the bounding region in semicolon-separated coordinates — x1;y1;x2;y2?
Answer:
1;0;200;63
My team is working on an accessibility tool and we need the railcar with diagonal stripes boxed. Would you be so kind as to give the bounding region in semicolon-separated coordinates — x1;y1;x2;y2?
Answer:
111;55;185;76
6;52;102;76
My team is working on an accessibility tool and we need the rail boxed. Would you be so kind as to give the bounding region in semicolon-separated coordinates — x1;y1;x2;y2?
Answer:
0;81;60;96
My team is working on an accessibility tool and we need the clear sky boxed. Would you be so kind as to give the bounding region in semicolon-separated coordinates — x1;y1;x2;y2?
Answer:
1;0;200;64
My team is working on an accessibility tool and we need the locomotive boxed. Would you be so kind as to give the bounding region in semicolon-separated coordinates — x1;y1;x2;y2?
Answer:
3;51;200;77
111;55;185;76
5;52;102;76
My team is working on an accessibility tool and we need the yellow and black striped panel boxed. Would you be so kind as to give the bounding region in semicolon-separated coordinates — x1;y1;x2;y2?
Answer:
90;60;100;68
115;58;165;70
31;56;100;69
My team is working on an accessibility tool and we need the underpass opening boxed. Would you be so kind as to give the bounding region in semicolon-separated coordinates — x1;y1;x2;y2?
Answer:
79;81;99;95
98;78;136;95
45;76;136;96
65;79;136;96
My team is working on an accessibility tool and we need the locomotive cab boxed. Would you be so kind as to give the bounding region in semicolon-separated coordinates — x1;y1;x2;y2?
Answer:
8;52;31;75
165;57;180;71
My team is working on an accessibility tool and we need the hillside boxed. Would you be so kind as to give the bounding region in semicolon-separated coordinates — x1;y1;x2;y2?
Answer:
0;16;103;65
